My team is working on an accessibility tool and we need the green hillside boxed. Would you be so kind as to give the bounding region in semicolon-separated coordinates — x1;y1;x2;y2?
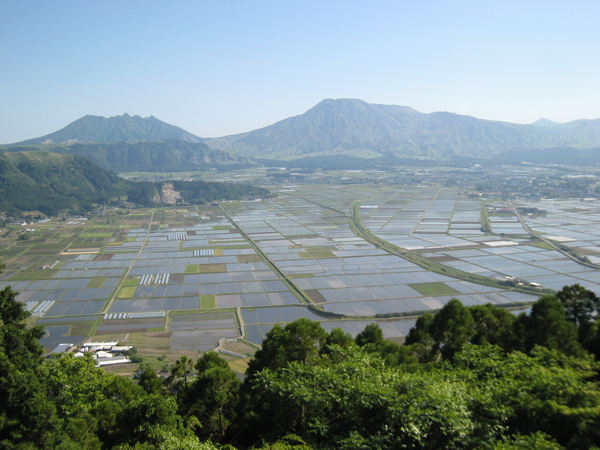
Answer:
0;151;128;215
0;151;271;215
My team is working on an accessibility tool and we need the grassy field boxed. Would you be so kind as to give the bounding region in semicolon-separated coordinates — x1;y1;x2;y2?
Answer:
236;254;263;263
198;263;227;274
122;277;139;287
117;286;136;299
87;277;107;288
200;295;217;309
185;264;200;274
409;282;460;296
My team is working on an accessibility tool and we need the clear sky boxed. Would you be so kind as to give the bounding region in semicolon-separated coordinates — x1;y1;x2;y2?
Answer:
1;1;599;144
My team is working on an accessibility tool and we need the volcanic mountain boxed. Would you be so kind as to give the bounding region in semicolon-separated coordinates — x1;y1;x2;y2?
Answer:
13;113;203;145
205;98;600;159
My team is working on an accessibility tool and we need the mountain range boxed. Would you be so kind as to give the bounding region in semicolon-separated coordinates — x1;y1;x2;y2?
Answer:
5;99;600;166
206;99;600;159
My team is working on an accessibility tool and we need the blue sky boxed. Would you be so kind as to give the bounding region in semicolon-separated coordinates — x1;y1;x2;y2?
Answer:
1;1;599;144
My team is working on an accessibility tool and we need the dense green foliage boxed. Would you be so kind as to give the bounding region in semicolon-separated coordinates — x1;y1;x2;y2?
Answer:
2;284;600;448
0;151;270;214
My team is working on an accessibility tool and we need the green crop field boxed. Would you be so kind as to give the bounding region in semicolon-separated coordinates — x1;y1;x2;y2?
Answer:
409;282;460;296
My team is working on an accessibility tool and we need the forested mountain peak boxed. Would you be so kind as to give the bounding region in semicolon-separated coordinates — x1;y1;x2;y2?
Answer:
2;139;243;174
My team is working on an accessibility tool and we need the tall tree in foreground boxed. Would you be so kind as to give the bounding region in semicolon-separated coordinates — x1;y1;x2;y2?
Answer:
0;286;61;447
179;352;241;442
556;284;600;355
556;284;599;328
516;295;584;357
246;318;328;376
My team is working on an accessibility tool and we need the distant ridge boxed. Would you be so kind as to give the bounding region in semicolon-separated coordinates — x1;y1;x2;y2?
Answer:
13;113;203;145
8;100;600;161
205;98;600;159
532;118;562;127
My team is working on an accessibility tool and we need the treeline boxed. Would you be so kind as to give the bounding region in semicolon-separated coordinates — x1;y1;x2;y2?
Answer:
2;285;600;448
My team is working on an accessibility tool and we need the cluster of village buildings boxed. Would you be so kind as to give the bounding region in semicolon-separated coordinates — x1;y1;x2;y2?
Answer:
51;341;133;367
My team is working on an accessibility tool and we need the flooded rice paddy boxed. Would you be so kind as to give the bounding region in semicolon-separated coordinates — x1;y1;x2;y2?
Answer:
2;185;599;354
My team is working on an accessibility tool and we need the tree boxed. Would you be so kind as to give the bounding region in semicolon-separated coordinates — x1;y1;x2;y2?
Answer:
469;303;516;348
518;295;584;357
117;394;182;446
0;286;65;448
166;355;195;395
355;322;384;347
556;284;600;350
45;354;109;419
246;318;328;376
454;344;600;448
138;363;166;395
181;352;241;441
556;284;599;327
354;323;416;366
194;350;228;373
404;312;436;354
244;349;478;448
429;299;475;360
323;327;355;354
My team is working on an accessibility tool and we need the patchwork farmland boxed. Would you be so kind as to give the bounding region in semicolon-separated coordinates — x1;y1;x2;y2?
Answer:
2;186;599;357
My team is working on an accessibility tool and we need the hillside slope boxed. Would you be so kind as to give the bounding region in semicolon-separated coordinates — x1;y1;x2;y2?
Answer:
0;151;128;214
0;151;271;215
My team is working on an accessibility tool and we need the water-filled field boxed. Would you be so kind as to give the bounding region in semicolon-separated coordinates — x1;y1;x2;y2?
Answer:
3;186;597;354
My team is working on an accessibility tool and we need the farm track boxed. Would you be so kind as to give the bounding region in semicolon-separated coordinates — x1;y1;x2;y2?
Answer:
101;210;155;315
510;199;600;270
219;204;314;307
349;199;553;297
283;190;550;298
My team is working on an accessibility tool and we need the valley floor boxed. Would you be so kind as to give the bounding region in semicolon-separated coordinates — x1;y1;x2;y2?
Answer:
2;184;599;367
